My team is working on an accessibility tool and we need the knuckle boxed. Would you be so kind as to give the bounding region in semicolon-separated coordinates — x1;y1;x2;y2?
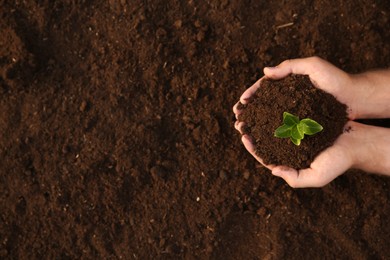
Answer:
280;59;292;66
315;180;327;188
309;56;322;64
285;178;298;188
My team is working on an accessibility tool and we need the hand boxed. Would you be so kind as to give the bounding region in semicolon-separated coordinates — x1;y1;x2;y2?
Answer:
233;57;360;188
234;56;357;120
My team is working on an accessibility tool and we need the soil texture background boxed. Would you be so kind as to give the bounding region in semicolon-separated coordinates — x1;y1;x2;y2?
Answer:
1;1;390;259
239;75;348;169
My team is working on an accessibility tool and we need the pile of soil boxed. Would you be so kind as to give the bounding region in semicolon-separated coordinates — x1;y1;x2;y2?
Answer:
238;75;348;169
1;1;390;259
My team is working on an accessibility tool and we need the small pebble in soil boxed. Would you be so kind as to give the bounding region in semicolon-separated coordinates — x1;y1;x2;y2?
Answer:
194;19;202;28
164;244;180;254
219;169;228;180
150;165;167;181
196;31;205;42
79;100;87;112
175;95;184;104
173;20;182;28
256;207;267;217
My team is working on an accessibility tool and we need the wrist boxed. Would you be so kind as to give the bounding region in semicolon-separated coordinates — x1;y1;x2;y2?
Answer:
349;74;374;119
349;70;390;119
349;122;390;175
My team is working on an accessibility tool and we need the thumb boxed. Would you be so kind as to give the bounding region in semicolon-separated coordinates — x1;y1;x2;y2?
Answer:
272;166;330;188
263;56;324;79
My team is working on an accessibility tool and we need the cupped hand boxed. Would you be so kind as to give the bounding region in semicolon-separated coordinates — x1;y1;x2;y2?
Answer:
234;56;357;120
233;56;359;188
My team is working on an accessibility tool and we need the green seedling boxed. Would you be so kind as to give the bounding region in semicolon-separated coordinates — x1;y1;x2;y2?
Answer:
274;112;323;146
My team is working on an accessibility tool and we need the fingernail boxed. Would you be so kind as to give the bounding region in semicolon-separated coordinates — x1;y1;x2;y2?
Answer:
265;66;277;70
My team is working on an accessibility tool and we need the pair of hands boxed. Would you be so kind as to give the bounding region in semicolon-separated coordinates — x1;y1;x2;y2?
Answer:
233;57;389;188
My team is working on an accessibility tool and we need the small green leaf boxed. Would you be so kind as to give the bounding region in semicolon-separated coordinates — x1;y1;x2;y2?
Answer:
283;112;299;126
274;124;292;138
291;125;304;140
274;112;323;146
297;123;305;136
290;137;301;146
299;119;323;135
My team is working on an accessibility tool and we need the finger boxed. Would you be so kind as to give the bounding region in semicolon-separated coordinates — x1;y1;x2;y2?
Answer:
240;77;264;104
264;56;324;79
234;121;245;134
271;166;302;186
233;101;242;118
272;166;328;188
271;139;353;188
242;135;274;170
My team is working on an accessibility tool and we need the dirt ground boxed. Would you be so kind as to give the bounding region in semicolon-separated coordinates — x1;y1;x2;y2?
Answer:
1;1;390;259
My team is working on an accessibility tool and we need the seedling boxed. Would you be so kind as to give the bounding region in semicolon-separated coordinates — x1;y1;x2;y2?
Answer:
274;112;323;145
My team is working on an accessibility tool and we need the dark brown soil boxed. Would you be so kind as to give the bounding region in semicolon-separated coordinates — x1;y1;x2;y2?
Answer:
238;75;348;169
1;1;390;259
